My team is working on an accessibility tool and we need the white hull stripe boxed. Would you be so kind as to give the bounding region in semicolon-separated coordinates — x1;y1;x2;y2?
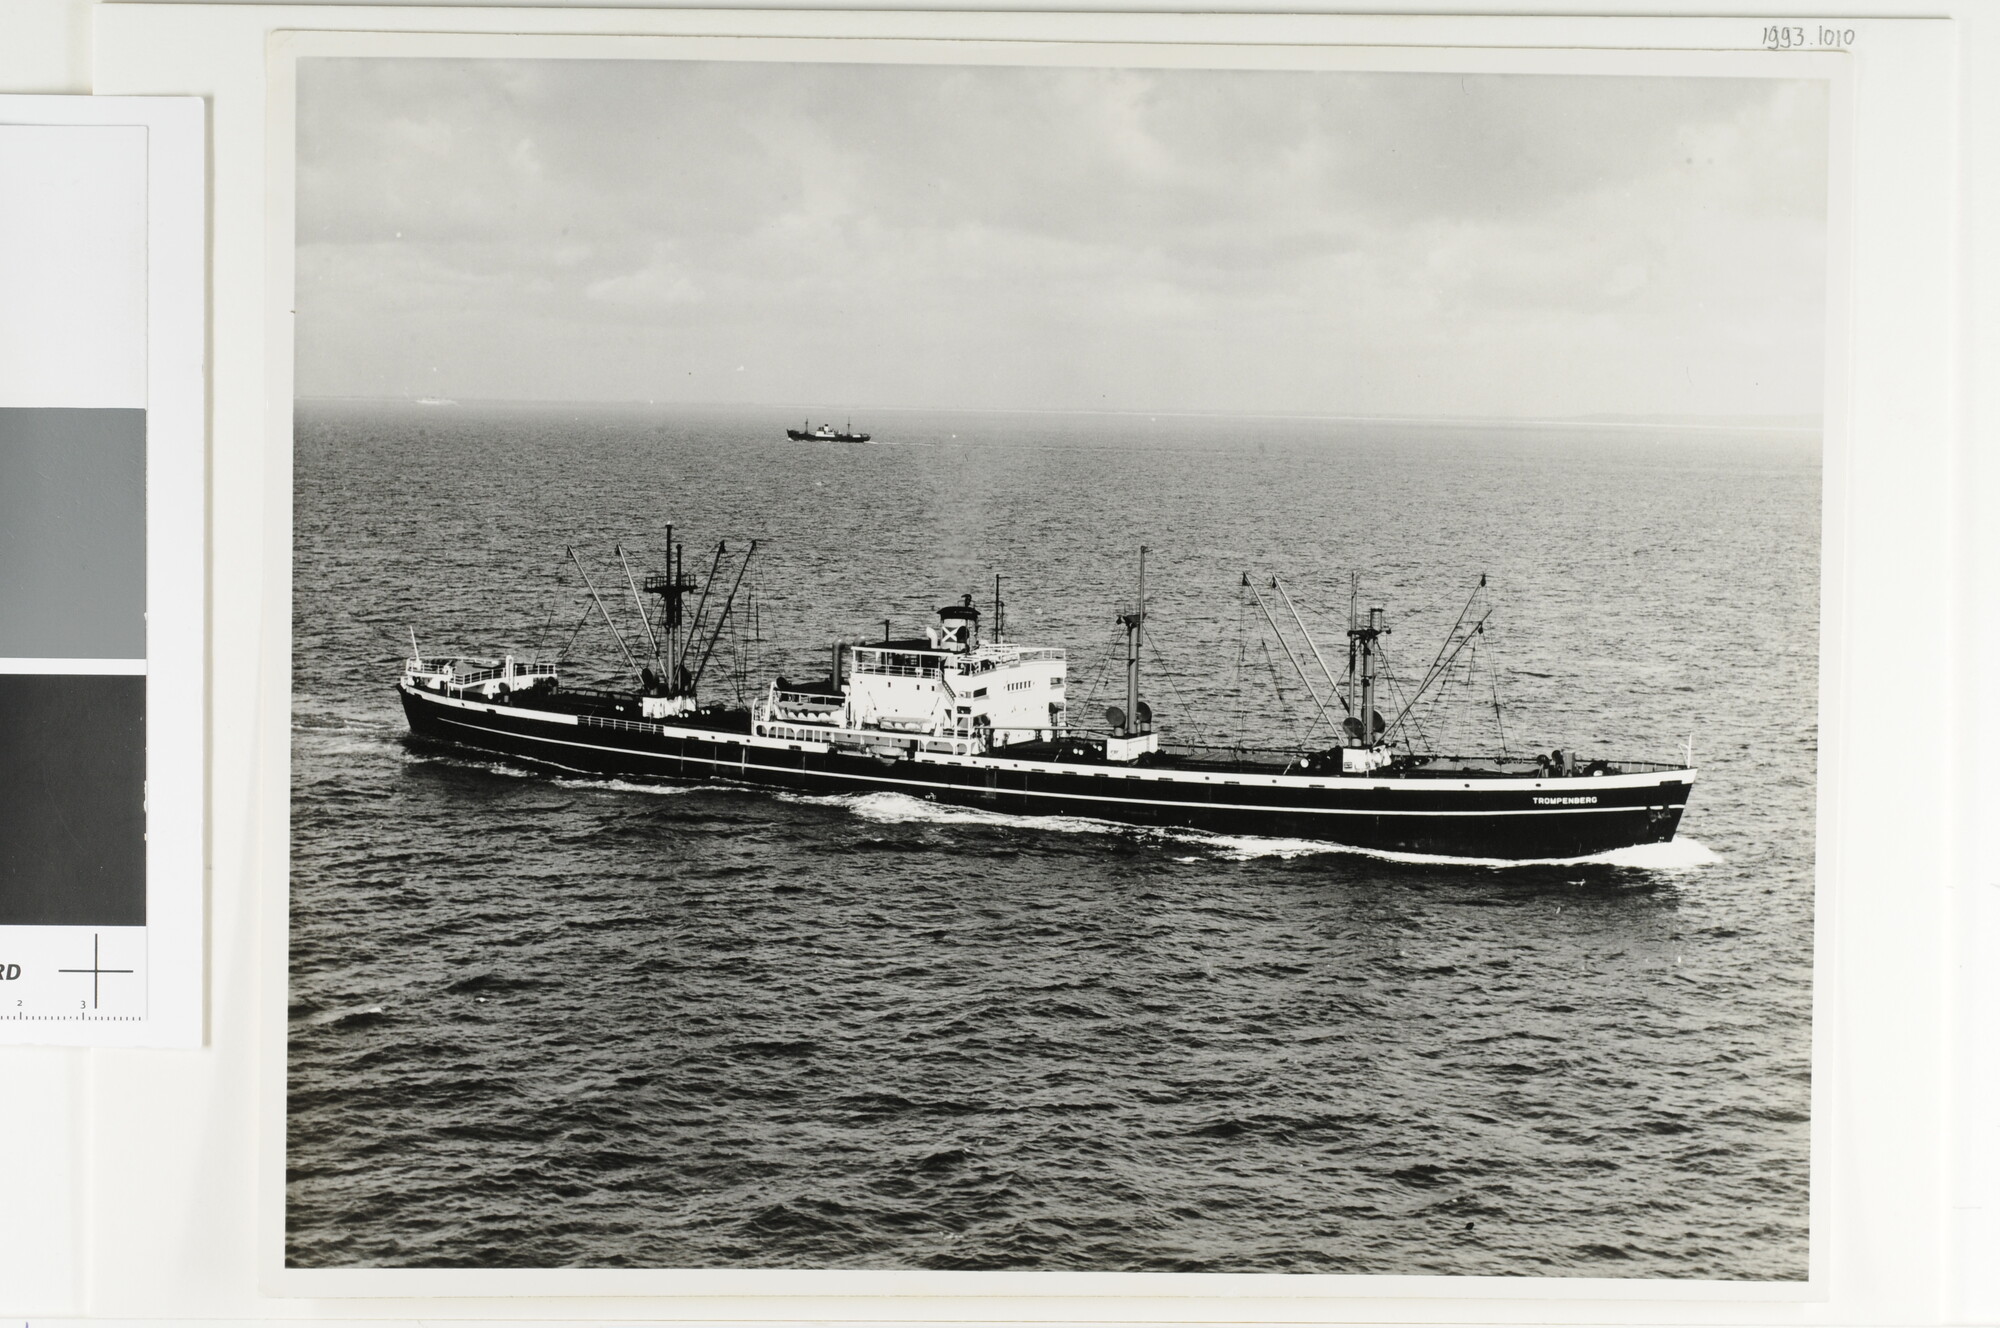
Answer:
432;715;1678;819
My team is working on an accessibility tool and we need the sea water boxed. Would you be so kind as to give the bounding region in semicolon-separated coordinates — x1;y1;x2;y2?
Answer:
287;401;1818;1276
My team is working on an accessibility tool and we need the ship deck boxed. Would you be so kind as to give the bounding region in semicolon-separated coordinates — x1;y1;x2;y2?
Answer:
430;680;757;734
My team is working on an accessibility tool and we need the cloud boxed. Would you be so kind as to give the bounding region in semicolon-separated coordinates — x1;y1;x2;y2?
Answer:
584;245;704;309
295;59;1828;418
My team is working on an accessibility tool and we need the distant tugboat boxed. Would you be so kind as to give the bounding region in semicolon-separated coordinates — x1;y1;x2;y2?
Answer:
787;418;872;443
397;542;1695;860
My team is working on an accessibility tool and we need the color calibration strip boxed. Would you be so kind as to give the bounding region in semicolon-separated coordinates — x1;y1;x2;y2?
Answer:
1;101;204;1044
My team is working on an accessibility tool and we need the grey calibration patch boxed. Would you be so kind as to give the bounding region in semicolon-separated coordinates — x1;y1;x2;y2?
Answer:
0;407;146;659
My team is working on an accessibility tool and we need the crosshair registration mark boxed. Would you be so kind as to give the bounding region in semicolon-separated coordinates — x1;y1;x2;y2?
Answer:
59;933;134;1009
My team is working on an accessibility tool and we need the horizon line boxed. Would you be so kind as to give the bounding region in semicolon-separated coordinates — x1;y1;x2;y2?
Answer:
295;395;1824;432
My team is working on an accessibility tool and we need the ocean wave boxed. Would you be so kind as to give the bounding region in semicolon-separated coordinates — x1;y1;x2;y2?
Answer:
301;1004;386;1028
550;775;695;797
1154;830;1341;861
299;734;407;761
403;752;540;779
1590;837;1723;871
1172;830;1721;871
291;702;401;732
784;791;1123;840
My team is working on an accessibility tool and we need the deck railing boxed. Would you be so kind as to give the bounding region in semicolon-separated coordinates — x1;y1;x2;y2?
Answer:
407;657;558;686
849;659;939;679
578;714;665;736
770;689;842;708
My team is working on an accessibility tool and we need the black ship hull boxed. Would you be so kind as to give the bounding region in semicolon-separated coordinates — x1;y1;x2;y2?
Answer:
399;684;1692;861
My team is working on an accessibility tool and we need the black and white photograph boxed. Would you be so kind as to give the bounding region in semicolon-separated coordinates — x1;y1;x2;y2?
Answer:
287;51;1827;1279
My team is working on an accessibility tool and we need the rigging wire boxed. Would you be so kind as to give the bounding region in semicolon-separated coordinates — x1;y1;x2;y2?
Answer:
1233;578;1251;744
1449;626;1507;758
729;602;749;705
529;581;559;665
1410;633;1467;751
1139;619;1214;747
1370;633;1440;757
1074;625;1121;720
555;598;595;664
1413;577;1483;699
1258;637;1299;748
344;607;420;664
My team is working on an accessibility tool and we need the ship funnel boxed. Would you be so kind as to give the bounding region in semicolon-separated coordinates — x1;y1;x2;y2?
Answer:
937;594;981;653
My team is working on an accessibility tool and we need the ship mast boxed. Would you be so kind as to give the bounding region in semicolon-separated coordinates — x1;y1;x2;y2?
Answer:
1349;601;1386;747
671;540;684;683
641;525;700;695
1346;572;1358;723
1117;547;1147;737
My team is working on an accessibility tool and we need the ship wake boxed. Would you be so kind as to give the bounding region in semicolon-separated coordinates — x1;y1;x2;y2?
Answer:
803;791;1720;872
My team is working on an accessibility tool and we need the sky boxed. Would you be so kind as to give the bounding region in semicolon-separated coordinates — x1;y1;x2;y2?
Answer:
295;58;1829;419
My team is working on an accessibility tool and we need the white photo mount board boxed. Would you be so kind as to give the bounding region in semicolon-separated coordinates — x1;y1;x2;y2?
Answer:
0;96;205;1047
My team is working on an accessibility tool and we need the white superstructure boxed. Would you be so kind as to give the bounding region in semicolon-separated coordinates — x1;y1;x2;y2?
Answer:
755;596;1070;756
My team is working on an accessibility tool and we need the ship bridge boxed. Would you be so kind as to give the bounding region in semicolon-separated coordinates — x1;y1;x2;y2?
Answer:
754;597;1067;754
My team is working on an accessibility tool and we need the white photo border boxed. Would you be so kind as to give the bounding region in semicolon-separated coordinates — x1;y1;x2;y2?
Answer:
96;5;1958;1319
263;24;1852;1306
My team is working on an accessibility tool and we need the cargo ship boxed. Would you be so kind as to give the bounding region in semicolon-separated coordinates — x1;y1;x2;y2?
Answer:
786;419;872;443
396;541;1695;860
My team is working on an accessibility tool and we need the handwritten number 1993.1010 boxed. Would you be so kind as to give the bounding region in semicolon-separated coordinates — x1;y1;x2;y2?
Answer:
1764;24;1854;50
